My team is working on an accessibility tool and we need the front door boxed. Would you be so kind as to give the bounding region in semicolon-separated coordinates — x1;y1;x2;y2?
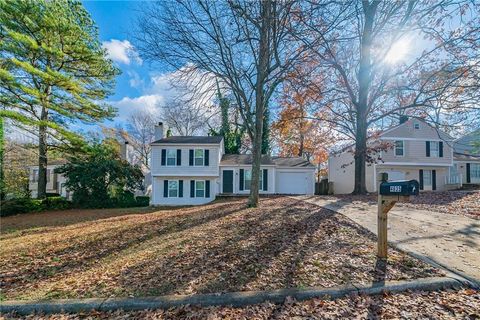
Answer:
222;170;234;193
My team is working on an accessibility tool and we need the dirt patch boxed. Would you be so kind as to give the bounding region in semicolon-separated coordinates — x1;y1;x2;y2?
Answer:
0;197;441;301
2;289;478;319
324;191;480;219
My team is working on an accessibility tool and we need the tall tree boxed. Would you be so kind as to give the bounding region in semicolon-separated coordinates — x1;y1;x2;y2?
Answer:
125;110;159;170
0;0;119;199
298;1;480;193
134;0;305;206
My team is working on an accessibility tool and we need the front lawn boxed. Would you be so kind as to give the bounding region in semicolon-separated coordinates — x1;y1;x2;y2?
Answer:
0;197;441;301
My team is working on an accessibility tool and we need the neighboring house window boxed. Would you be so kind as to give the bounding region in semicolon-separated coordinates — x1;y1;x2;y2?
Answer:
430;141;439;157
195;180;205;197
46;169;50;182
168;180;179;197
244;169;263;191
194;149;204;166
32;169;38;182
414;122;420;129
166;149;177;166
394;141;404;156
472;164;480;179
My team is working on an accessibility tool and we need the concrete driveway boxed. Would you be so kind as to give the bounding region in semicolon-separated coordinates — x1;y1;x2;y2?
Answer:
295;195;480;285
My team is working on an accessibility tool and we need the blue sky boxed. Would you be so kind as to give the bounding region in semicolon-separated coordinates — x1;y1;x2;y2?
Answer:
82;1;172;129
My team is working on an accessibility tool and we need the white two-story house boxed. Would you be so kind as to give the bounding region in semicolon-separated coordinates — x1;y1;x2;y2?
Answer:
150;123;315;206
328;118;477;194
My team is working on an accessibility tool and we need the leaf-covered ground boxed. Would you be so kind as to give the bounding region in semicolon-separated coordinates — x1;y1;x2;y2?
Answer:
0;197;441;301
325;191;480;219
2;289;479;319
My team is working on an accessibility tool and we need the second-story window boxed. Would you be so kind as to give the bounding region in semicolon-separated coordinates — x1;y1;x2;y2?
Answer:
394;141;404;156
430;141;439;157
166;149;177;166
194;149;204;166
414;122;420;129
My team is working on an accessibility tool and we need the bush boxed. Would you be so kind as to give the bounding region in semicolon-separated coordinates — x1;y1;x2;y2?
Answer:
135;196;150;207
1;197;72;217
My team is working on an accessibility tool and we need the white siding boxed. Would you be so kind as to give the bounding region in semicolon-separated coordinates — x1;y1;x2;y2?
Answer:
151;145;221;177
328;151;375;194
152;176;217;206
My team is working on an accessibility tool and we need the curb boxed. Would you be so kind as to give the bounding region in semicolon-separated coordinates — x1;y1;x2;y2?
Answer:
0;276;466;315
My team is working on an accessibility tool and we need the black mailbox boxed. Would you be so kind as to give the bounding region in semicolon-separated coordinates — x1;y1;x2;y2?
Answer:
379;180;419;196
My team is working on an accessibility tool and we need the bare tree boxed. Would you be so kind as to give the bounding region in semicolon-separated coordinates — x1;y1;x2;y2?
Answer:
162;100;215;136
297;1;480;193
125;110;159;170
134;0;306;207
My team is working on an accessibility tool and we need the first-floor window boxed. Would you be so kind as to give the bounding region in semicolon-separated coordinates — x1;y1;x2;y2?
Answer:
32;169;39;182
168;180;179;197
166;149;177;166
472;164;480;179
394;141;404;156
244;169;262;191
423;170;432;186
195;180;205;197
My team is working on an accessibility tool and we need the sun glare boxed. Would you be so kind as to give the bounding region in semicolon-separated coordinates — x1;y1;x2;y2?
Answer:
385;38;410;64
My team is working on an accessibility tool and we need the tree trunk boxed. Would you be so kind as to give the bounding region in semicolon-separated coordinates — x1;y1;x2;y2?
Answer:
248;0;271;208
353;1;377;195
0;116;4;200
37;106;48;199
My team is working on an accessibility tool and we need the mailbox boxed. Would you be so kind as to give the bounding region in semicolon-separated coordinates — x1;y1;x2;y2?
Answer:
379;180;419;196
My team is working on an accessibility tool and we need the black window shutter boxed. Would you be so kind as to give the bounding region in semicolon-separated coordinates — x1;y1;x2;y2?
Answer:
239;169;244;191
189;150;194;166
419;170;424;190
439;142;443;157
263;169;268;191
206;180;210;198
179;180;183;197
161;149;166;166
466;163;471;183
204;149;209;166
177;149;182;166
426;141;430;157
163;180;168;197
190;180;195;197
432;170;436;190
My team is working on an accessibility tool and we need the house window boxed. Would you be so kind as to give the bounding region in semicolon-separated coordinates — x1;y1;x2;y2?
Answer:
32;169;38;182
472;164;480;179
430;141;439;157
168;180;179;197
423;170;432;186
414;122;420;129
194;149;204;166
166;149;177;166
244;169;263;191
195;180;205;197
394;141;404;156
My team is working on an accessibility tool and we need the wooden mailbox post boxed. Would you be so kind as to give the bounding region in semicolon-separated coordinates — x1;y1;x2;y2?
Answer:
377;173;419;259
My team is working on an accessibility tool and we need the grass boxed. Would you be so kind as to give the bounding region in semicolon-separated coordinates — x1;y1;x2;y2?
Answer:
0;197;442;301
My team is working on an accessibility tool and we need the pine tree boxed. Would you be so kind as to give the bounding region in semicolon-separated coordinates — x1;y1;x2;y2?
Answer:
0;0;119;199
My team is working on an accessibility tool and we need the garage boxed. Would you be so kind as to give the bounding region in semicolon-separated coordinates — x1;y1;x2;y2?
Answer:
275;170;314;195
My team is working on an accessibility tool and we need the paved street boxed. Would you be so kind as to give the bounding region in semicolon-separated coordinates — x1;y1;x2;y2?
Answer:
296;196;480;284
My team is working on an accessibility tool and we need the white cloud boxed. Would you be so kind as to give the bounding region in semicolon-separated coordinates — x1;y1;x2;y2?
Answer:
102;39;142;65
128;71;144;89
111;95;164;121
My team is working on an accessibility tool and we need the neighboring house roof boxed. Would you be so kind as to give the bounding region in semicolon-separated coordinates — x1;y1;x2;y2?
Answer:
453;129;480;155
220;154;315;168
453;152;480;162
272;156;315;168
29;159;67;168
220;154;275;165
151;136;223;144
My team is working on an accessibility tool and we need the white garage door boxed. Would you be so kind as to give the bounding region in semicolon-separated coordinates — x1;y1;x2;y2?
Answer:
276;171;310;194
383;170;405;181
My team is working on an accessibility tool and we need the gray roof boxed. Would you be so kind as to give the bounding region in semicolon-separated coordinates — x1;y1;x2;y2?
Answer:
220;154;275;165
453;152;480;162
152;136;223;144
272;156;315;168
454;129;480;155
220;154;315;168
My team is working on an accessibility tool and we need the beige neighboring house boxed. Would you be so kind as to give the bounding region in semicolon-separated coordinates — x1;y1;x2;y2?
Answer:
328;118;479;194
29;160;71;199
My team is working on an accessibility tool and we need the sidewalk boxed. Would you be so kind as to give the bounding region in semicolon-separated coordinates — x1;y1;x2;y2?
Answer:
296;196;480;284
